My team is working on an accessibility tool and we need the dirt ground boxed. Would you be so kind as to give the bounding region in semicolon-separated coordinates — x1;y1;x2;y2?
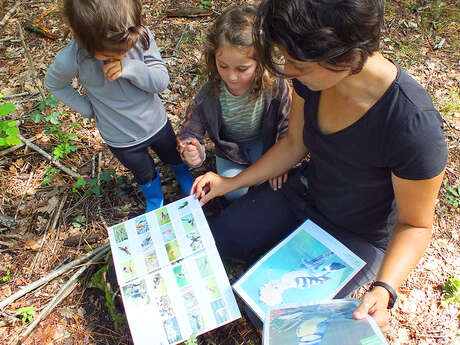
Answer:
0;0;458;344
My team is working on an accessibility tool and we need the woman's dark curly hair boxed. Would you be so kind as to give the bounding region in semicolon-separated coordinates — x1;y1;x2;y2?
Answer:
64;0;149;57
205;4;273;101
254;0;384;75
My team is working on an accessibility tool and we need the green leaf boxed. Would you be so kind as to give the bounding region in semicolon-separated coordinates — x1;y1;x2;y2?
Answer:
74;177;87;188
0;103;16;117
0;138;7;146
70;123;80;129
200;0;213;8
6;136;22;146
29;110;44;123
5;127;18;136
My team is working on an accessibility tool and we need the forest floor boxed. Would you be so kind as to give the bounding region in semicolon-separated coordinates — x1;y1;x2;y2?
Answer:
0;0;458;344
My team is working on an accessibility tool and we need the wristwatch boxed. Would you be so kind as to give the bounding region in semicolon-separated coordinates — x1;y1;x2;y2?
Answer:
370;281;398;309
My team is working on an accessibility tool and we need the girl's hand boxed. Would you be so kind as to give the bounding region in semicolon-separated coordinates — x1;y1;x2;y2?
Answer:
191;172;233;205
104;60;123;81
180;139;201;167
269;172;289;191
353;287;390;332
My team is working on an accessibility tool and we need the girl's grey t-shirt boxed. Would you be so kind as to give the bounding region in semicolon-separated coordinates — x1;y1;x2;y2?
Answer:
45;29;169;148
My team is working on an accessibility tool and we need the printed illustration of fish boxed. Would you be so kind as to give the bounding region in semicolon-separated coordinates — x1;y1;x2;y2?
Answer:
119;246;131;255
136;220;146;229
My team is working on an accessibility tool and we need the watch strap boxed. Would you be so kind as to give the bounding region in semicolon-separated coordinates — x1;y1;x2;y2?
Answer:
371;281;398;309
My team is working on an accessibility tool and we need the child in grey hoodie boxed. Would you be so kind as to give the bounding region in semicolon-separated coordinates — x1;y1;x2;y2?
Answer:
45;0;193;212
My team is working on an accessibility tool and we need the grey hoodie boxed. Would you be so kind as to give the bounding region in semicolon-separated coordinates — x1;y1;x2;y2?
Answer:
45;29;169;148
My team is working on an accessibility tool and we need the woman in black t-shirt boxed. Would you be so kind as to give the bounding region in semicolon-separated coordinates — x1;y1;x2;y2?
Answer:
191;0;447;332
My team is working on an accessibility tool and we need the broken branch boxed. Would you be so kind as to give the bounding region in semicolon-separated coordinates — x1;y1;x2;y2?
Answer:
0;243;109;311
17;134;81;178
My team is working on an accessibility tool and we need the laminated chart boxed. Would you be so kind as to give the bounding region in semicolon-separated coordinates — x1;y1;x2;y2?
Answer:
108;196;241;345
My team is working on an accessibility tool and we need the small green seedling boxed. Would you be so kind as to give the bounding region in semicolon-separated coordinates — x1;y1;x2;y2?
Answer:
440;277;460;308
72;215;86;228
15;306;36;323
2;269;10;282
200;0;213;9
445;184;460;208
0;94;21;147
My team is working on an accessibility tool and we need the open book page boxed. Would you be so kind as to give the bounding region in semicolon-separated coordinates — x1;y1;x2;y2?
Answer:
107;196;241;345
263;299;388;345
233;219;366;320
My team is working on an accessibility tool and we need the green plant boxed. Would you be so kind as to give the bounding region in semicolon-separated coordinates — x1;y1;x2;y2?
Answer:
0;95;21;147
73;169;128;196
445;184;460;208
184;334;198;345
29;96;78;183
42;166;60;185
90;259;126;330
15;306;36;323
440;277;460;308
72;215;86;228
2;269;10;282
200;0;213;9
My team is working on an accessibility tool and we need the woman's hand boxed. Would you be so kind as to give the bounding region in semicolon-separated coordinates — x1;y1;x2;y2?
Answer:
268;172;289;191
191;172;234;205
353;286;390;332
104;60;122;81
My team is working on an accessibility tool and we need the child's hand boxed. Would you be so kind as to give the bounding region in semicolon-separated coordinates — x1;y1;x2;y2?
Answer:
182;140;201;167
269;172;289;191
103;60;122;81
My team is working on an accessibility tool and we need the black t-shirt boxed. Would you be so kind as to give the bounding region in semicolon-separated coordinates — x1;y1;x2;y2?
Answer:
292;64;447;248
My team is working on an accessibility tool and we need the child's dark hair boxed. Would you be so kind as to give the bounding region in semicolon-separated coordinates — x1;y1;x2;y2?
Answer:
254;0;384;75
205;4;272;101
63;0;149;57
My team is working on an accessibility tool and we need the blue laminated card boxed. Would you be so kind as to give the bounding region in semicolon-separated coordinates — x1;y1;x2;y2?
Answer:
232;219;366;321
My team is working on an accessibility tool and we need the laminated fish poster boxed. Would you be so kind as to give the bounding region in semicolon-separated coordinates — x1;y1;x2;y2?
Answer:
263;299;388;345
233;219;366;321
108;196;241;345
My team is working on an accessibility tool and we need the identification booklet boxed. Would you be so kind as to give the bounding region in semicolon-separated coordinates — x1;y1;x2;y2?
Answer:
107;196;241;345
264;299;388;345
232;219;366;320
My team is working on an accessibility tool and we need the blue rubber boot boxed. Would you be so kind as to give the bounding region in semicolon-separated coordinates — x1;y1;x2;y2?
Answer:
171;163;194;195
139;170;164;212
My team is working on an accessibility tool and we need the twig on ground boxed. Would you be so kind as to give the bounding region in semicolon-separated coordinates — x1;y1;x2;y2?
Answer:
0;136;39;157
1;92;39;99
17;134;81;178
51;194;68;253
29;208;54;275
173;24;190;57
97;152;108;228
17;248;109;343
0;215;18;229
0;2;20;29
14;171;34;221
0;240;14;248
16;22;46;100
0;243;110;311
0;38;21;43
